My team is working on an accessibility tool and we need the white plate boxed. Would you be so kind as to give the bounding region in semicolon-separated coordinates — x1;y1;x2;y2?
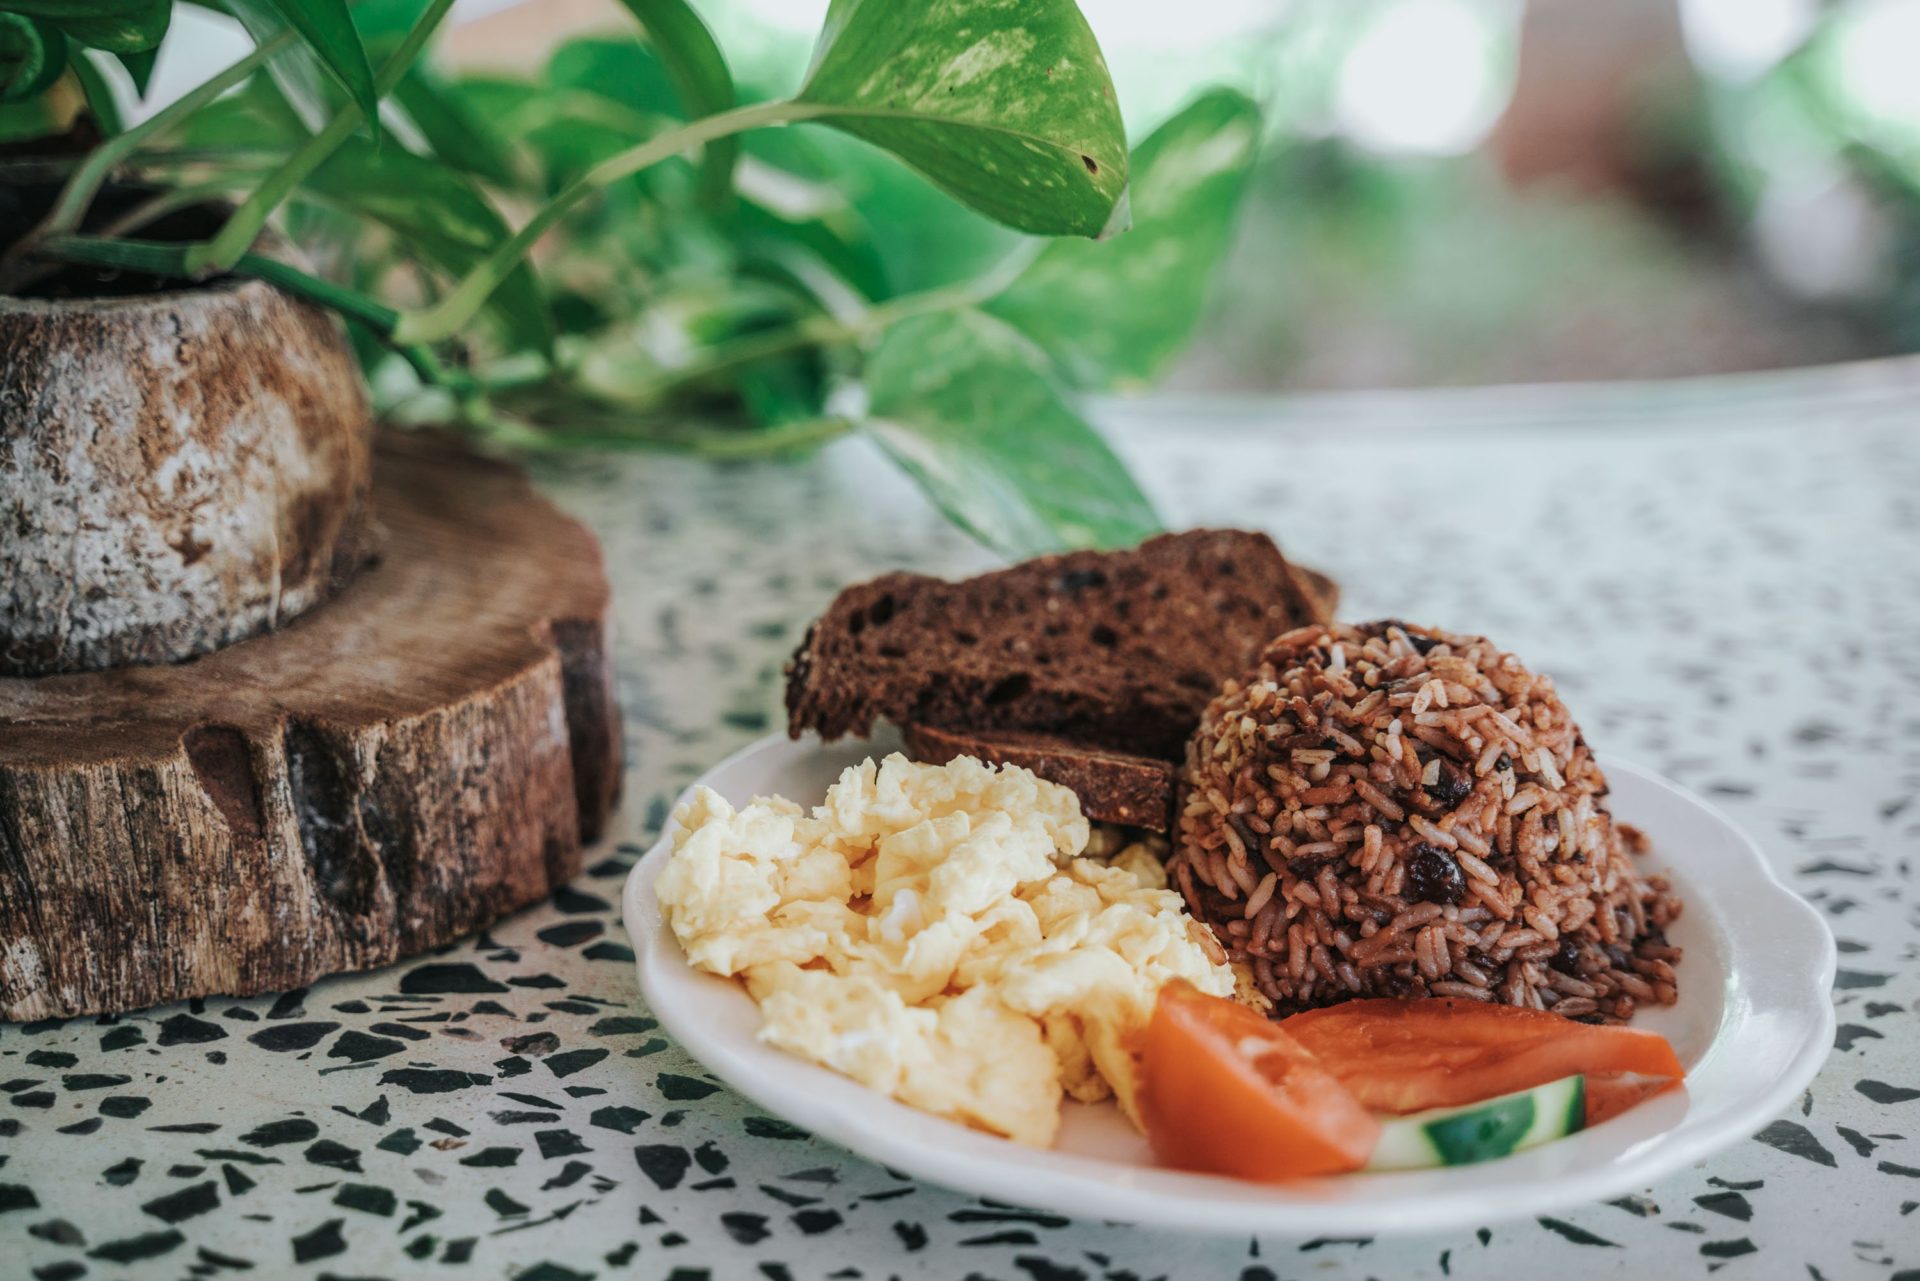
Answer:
623;731;1835;1236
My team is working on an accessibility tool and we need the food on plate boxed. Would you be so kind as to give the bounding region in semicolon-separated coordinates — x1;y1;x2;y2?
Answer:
1139;978;1381;1180
1169;621;1683;1022
673;545;1698;1179
653;753;1235;1148
785;529;1337;830
900;722;1176;831
1365;1075;1586;1170
1282;997;1685;1125
1138;983;1683;1180
651;749;1687;1173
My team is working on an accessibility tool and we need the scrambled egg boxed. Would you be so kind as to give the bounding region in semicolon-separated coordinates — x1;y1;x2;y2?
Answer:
656;753;1235;1147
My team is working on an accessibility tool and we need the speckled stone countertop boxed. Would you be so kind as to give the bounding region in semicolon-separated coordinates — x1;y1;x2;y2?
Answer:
6;368;1919;1280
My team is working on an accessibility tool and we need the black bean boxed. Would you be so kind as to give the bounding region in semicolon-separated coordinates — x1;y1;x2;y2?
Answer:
1227;814;1266;858
1550;937;1583;975
1373;619;1440;655
1406;844;1466;905
1424;764;1473;807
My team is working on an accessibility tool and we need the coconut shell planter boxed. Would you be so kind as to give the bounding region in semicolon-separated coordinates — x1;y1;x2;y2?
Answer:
0;189;622;1020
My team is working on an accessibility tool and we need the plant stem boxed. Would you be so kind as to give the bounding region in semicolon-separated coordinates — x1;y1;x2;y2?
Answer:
391;98;819;345
500;408;853;458
389;339;474;391
0;30;296;288
40;233;400;327
184;0;457;276
115;146;294;167
675;415;852;459
468;351;553;393
497;91;668;143
42;232;476;391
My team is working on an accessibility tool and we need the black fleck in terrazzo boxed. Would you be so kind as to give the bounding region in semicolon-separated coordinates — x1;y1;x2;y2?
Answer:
8;382;1920;1279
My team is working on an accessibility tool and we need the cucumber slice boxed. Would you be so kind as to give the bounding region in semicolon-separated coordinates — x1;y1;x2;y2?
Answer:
1367;1074;1585;1169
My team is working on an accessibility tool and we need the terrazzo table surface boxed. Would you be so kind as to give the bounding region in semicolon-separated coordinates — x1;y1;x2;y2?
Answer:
6;369;1919;1280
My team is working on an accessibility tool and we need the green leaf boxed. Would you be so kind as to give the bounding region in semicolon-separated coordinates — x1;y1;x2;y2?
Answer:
113;45;156;95
176;85;552;356
0;15;65;102
731;130;890;300
345;0;435;39
574;279;802;405
545;36;680;118
345;0;516;187
830;140;1014;294
796;0;1127;238
71;50;125;132
613;0;736;208
861;309;1160;557
391;68;519;187
257;0;380;134
736;350;828;428
730;152;890;301
300;136;555;355
219;0;344;131
0;89;58;140
987;88;1262;390
746;125;1013;297
524;40;687;195
8;0;168;54
447;73;544;141
165;86;288;148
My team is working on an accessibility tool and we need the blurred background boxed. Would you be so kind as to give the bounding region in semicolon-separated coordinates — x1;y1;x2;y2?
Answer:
141;0;1920;391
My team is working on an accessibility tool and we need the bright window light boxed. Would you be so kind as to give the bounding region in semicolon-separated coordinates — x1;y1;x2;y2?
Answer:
1078;0;1291;50
1831;0;1920;138
1334;0;1510;156
129;6;248;122
727;0;1288;49
727;0;828;36
1679;0;1815;81
1753;168;1886;301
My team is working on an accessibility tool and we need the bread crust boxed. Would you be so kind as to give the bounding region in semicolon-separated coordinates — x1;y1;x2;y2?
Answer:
786;530;1334;758
900;722;1177;831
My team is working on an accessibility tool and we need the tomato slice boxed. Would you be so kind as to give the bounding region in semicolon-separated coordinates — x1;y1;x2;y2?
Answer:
1139;981;1380;1180
1279;998;1685;1122
1583;1076;1679;1126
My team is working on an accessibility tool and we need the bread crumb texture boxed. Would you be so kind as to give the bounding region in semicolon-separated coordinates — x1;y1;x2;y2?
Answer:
656;753;1234;1147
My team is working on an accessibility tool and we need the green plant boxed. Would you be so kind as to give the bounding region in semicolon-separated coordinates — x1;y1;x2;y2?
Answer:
0;0;1261;557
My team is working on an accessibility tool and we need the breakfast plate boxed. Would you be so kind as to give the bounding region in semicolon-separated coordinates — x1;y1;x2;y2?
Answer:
623;729;1835;1236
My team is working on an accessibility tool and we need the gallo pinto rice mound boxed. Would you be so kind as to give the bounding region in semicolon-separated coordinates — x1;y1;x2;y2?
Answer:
1169;621;1682;1023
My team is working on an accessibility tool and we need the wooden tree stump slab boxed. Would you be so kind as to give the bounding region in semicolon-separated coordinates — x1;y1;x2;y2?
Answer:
0;432;622;1020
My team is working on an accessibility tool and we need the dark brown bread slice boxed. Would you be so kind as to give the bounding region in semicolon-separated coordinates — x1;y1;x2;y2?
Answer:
785;529;1335;761
900;722;1176;830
